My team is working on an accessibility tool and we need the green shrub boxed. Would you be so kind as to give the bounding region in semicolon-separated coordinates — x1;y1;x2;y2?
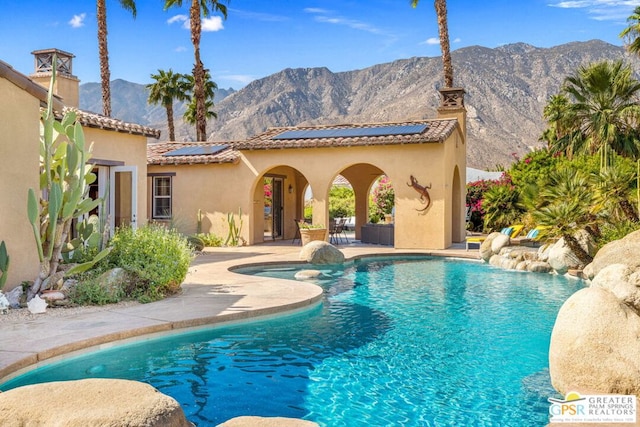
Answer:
107;224;193;301
595;220;640;251
69;278;124;306
191;233;223;248
329;186;355;219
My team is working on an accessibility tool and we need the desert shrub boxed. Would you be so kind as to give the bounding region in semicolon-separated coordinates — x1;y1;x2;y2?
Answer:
106;224;193;301
68;278;124;306
193;233;223;247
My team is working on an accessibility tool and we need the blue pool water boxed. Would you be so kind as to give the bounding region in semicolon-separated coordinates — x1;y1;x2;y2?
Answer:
1;257;582;426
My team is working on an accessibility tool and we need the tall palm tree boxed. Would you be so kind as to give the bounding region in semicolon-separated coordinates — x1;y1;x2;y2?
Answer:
182;70;218;128
411;0;453;87
147;69;190;141
164;0;228;141
620;6;640;56
97;0;137;117
545;60;640;169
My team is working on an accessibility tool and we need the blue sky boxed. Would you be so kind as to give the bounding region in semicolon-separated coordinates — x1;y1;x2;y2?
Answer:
1;0;640;89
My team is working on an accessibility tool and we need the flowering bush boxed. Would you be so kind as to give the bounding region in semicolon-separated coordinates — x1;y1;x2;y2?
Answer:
370;175;394;222
465;174;508;231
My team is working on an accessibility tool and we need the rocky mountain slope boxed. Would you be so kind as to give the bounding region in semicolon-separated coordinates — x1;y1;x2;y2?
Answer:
80;40;639;169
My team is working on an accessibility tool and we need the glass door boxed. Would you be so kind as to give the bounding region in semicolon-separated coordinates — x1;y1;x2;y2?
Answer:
109;166;138;231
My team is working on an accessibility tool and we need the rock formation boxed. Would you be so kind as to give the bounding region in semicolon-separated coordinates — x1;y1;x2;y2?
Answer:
0;378;192;427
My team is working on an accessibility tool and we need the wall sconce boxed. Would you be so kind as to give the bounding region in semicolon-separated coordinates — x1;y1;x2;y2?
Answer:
288;184;293;194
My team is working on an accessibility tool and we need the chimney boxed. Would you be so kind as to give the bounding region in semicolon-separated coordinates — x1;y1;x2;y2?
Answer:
30;48;79;108
437;87;466;141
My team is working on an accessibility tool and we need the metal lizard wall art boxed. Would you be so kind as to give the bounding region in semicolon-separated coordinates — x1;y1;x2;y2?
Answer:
407;175;432;211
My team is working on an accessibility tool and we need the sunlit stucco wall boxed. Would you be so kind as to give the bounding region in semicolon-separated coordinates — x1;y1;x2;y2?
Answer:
86;129;149;229
0;77;41;290
148;128;466;250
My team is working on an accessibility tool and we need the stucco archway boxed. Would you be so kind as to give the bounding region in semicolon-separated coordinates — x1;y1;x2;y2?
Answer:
250;165;309;244
451;165;464;243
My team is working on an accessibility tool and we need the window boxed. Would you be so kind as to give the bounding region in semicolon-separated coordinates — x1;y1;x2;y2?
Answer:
153;176;172;219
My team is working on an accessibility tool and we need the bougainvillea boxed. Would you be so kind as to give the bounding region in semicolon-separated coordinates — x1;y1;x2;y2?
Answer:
370;175;395;222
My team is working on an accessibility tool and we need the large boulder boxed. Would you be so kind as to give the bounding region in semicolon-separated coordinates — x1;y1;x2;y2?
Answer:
299;241;345;265
217;416;319;427
479;232;505;261
549;286;640;395
591;264;640;313
0;378;191;427
585;229;640;280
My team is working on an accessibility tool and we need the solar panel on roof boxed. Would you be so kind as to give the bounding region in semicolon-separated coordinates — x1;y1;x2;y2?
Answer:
271;124;428;140
162;144;229;157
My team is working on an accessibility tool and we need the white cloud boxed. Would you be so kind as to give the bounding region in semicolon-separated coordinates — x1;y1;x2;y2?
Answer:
549;0;640;21
167;14;224;32
167;14;188;25
202;16;224;32
68;13;86;28
423;37;440;45
174;46;187;52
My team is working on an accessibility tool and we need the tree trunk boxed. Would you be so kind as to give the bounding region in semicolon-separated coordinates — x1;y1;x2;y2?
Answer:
166;103;175;141
563;233;593;266
434;0;453;87
621;199;639;222
190;0;206;142
97;0;111;117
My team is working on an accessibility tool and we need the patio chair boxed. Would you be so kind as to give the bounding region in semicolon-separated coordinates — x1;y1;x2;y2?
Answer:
329;218;348;245
292;219;302;244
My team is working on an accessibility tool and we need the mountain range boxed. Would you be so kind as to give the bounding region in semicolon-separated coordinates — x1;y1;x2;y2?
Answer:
79;40;640;169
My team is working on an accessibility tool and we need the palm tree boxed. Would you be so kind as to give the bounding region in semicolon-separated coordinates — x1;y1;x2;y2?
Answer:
533;167;596;265
147;69;190;141
595;163;639;222
620;6;640;56
97;0;137;117
412;0;453;87
164;0;228;141
545;60;640;169
182;71;218;129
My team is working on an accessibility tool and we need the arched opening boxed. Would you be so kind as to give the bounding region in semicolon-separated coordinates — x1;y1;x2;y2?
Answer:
252;165;309;244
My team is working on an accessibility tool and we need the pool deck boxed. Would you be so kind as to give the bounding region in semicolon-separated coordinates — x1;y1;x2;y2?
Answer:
0;240;479;383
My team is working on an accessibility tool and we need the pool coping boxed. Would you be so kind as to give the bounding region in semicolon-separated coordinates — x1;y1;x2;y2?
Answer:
0;243;479;384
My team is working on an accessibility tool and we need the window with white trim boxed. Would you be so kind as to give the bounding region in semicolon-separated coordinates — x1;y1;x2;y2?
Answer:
152;176;172;219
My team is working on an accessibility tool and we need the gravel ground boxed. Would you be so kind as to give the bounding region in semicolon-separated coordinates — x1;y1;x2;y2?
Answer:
0;301;141;323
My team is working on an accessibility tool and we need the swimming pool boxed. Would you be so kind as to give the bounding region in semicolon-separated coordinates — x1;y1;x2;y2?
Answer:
0;256;582;426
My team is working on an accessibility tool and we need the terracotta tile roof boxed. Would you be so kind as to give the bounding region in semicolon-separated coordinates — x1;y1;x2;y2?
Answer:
234;119;459;150
147;142;239;165
64;107;161;139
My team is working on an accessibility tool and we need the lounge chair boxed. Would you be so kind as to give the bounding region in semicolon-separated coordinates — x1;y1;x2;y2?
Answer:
500;224;524;238
518;226;549;247
466;236;486;251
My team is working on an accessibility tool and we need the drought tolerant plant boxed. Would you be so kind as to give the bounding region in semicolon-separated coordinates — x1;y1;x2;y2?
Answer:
106;224;192;302
225;208;244;246
0;241;9;290
27;63;104;297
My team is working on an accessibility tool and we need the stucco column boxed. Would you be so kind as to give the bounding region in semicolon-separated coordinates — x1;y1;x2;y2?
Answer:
351;181;371;241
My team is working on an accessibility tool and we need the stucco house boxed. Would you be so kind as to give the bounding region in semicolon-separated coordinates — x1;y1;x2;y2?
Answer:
147;88;467;250
0;49;159;291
